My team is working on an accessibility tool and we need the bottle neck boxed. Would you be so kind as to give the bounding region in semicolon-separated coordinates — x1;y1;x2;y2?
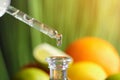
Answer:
46;56;72;80
50;68;68;80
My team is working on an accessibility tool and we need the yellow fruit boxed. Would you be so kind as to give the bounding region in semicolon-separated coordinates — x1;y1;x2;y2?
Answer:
66;37;120;75
68;62;107;80
33;43;70;65
14;68;49;80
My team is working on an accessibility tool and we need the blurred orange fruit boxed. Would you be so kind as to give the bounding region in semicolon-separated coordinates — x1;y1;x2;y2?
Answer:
68;62;107;80
66;37;120;75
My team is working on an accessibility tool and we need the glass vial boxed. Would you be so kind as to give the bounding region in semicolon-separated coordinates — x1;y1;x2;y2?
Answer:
46;56;72;80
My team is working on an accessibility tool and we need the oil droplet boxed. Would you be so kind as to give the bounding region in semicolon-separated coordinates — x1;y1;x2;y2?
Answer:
56;34;62;46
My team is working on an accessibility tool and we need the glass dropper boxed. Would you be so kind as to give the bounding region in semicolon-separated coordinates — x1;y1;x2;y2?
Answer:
0;0;62;46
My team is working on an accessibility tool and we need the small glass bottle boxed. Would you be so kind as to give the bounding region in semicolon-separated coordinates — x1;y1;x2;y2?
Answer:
46;56;72;80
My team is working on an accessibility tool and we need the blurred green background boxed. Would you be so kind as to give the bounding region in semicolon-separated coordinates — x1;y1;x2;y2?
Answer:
0;0;120;79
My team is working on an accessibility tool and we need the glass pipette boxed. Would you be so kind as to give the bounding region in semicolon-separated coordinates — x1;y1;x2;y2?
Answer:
6;6;62;46
0;0;62;46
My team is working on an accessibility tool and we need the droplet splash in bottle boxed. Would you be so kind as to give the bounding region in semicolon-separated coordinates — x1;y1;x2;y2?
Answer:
6;6;62;46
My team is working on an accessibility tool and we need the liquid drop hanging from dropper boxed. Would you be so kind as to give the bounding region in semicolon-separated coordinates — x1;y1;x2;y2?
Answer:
0;0;62;46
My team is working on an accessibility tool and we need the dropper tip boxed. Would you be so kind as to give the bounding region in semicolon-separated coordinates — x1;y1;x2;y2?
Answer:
56;34;62;46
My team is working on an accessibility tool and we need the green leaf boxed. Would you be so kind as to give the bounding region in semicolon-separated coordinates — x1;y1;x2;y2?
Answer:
0;48;9;80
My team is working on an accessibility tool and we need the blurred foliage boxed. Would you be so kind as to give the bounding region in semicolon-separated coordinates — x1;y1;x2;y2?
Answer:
0;0;120;79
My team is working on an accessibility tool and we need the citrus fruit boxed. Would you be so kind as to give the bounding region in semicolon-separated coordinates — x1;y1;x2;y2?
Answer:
33;43;70;65
14;68;49;80
106;73;120;80
68;62;107;80
66;37;120;75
